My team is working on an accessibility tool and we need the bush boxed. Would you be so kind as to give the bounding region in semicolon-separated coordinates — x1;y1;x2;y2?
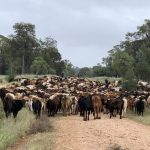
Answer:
29;115;51;134
109;144;128;150
5;74;15;82
49;68;56;75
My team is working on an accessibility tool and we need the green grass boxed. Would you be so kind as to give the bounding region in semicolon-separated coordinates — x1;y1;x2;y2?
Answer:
0;101;5;119
0;108;34;150
127;108;150;126
89;76;121;83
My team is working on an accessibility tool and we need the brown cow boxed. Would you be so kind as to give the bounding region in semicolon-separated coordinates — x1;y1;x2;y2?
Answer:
92;94;102;119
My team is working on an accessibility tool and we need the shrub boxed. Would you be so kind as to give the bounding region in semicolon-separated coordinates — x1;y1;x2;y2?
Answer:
29;115;51;134
109;144;128;150
5;74;15;82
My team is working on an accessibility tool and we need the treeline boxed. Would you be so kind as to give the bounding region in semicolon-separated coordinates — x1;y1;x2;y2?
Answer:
1;20;150;84
0;22;76;76
103;19;150;82
79;20;150;82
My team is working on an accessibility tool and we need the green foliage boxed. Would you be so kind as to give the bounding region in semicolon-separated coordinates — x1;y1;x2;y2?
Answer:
122;68;137;91
112;51;134;77
30;57;50;75
49;67;56;75
103;19;150;83
0;23;66;76
79;67;93;77
63;60;76;77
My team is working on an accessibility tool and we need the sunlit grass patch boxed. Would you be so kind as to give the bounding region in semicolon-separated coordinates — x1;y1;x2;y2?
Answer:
0;108;34;150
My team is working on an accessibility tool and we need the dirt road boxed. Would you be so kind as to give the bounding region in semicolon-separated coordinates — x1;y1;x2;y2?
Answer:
10;114;150;150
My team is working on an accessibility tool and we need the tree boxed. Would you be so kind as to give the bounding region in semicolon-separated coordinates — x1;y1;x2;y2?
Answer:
0;35;9;74
103;19;150;82
78;67;93;77
122;68;137;91
30;57;49;75
12;22;38;74
112;50;134;77
63;60;76;77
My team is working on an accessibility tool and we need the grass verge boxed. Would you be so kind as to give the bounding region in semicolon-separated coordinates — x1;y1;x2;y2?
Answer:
127;108;150;126
0;108;34;150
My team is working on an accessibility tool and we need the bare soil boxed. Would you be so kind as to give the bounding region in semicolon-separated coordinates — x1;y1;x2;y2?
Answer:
9;114;150;150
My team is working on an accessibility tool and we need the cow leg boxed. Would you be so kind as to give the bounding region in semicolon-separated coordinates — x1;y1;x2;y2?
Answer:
83;111;86;121
5;111;9;118
13;111;18;118
93;111;95;118
119;108;122;119
88;110;90;120
98;107;101;119
110;109;113;119
96;107;99;119
94;107;96;120
48;110;50;117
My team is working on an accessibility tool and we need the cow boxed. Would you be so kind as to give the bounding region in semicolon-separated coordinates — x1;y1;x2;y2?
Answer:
70;96;78;115
106;96;124;119
61;94;72;116
46;99;56;117
78;94;93;121
32;99;42;119
0;88;25;118
135;96;145;116
147;96;150;107
92;94;102;119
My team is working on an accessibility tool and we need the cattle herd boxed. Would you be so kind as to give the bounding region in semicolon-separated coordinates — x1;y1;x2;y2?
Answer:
0;76;150;121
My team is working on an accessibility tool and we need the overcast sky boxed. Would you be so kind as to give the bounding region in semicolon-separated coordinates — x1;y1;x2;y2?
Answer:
0;0;150;67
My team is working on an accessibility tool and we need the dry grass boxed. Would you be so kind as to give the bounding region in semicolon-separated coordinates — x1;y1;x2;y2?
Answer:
108;144;129;150
0;108;34;150
28;115;52;134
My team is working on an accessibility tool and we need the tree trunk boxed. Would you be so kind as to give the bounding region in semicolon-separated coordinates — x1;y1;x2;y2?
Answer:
22;55;25;74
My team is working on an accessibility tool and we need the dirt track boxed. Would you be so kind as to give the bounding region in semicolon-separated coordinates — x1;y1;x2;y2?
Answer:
10;114;150;150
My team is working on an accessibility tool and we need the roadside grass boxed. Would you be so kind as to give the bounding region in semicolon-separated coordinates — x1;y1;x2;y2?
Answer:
0;101;5;119
0;108;34;150
127;108;150;126
18;131;55;150
13;116;55;150
89;76;121;83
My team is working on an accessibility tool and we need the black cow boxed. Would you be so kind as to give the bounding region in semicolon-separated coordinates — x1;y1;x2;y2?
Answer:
106;96;124;119
46;99;56;117
0;88;25;118
78;95;93;121
135;97;145;116
32;100;42;119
